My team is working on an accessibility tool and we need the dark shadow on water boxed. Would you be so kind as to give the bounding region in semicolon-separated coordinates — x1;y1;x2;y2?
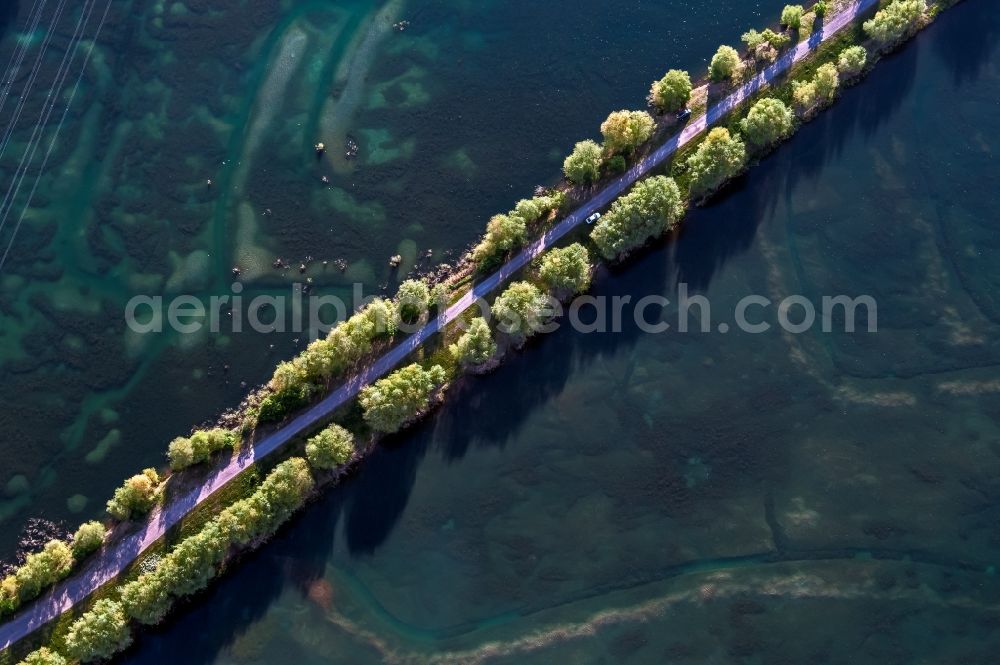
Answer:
0;1;18;42
930;0;1000;86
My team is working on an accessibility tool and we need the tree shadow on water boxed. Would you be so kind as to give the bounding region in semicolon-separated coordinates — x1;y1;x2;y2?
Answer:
0;1;18;42
930;0;1000;87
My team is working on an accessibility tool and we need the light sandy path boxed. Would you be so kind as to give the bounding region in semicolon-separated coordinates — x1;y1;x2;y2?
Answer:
0;0;877;649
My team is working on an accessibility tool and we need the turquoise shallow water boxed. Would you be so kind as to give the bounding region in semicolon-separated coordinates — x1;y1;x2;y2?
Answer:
2;0;1000;662
99;1;1000;663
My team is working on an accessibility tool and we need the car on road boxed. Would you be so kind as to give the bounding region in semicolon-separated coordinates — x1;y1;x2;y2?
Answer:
676;107;692;122
586;212;601;225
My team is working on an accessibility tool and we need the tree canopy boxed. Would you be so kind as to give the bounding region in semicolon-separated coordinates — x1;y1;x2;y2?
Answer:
451;317;497;368
360;364;447;433
863;0;926;46
648;70;692;113
710;45;741;83
538;243;592;296
781;4;805;30
17;647;67;665
65;599;132;663
686;128;747;200
591;176;686;260
563;140;604;185
71;521;106;560
739;97;795;149
601;110;655;154
168;428;238;471
106;469;160;521
837;45;868;78
492;281;549;340
473;213;527;269
396;279;431;323
814;62;840;102
305;424;355;470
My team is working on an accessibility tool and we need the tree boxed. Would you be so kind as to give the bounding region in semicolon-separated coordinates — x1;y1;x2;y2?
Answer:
473;213;527;268
686;128;747;200
65;599;132;663
17;648;67;665
814;62;840;102
838;45;867;78
781;4;805;30
591;176;686;260
71;521;105;560
710;45;741;83
792;79;819;116
396;279;430;323
168;428;238;471
814;1;828;18
15;540;74;601
360;364;447;433
451;318;497;368
539;243;592;296
601;110;655;154
106;469;160;521
863;0;926;46
648;69;691;113
119;569;173;625
492;281;549;341
742;28;790;55
739;97;795;149
306;424;355;470
563;140;604;184
1;575;19;615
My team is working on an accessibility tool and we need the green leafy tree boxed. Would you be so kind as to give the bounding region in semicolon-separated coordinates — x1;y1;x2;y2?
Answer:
14;540;74;601
71;521;105;560
360;364;447;433
396;279;430;322
710;45;741;83
648;69;692;112
814;1;828;18
539;243;592;296
591;176;686;260
451;318;497;368
739;97;795;149
838;45;868;78
601;110;655;154
473;213;527;269
863;0;926;46
781;4;805;30
563;140;604;184
686;128;747;199
792;79;819;116
168;428;238;471
106;469;160;521
65;599;132;663
17;647;67;665
120;568;174;625
492;281;550;341
814;62;840;102
306;424;355;470
1;575;19;615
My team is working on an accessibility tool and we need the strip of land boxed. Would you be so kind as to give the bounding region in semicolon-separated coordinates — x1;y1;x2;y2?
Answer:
0;0;880;651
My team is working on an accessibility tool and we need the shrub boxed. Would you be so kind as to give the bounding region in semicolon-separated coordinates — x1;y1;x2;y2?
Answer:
473;213;527;269
838;45;867;78
742;28;790;55
167;428;238;471
814;62;840;102
792;79;819;116
710;45;741;83
591;176;685;260
71;521;106;560
17;648;67;665
14;540;74;601
863;0;926;47
814;1;828;18
739;97;795;150
305;424;355;470
538;243;592;296
1;575;19;615
360;364;448;433
563;140;604;184
686;127;747;200
451;318;497;368
396;279;430;323
492;282;550;341
781;4;805;30
648;69;692;112
605;154;627;175
106;469;160;521
601;110;655;154
65;599;132;663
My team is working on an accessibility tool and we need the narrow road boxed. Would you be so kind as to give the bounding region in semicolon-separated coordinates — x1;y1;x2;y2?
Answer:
0;0;878;650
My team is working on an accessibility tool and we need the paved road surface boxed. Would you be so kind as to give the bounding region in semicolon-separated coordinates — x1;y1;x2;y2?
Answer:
0;0;878;650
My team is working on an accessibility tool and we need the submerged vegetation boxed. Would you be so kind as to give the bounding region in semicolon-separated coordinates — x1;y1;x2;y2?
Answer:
2;0;961;661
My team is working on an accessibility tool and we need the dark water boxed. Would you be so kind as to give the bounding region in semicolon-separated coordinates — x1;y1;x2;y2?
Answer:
96;1;1000;663
3;0;1000;662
